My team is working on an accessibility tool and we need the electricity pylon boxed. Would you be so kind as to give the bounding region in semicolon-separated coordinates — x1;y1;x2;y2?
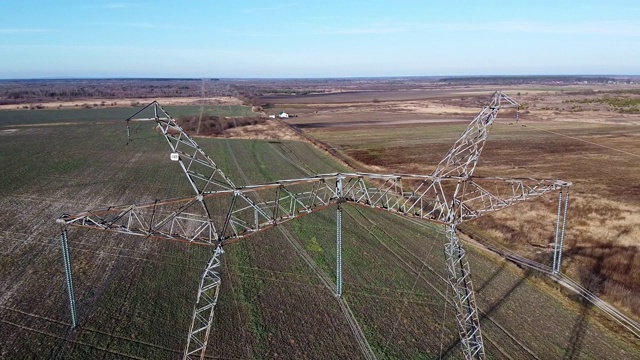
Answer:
57;92;571;360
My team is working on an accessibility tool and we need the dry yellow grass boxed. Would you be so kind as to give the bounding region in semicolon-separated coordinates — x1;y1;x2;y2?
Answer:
222;121;305;141
284;89;640;318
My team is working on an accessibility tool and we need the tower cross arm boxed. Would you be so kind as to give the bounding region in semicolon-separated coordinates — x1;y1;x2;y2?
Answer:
55;174;344;246
455;177;571;223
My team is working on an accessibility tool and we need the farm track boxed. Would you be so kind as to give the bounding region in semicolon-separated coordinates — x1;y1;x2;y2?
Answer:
266;141;318;176
279;224;376;360
265;141;378;359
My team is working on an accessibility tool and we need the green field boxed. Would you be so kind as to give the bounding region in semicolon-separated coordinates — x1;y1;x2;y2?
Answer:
0;105;257;126
1;116;639;359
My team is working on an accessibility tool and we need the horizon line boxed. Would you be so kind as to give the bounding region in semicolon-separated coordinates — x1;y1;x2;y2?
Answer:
1;74;640;81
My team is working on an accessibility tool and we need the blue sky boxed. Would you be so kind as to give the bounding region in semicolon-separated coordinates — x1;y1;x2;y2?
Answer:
1;1;639;78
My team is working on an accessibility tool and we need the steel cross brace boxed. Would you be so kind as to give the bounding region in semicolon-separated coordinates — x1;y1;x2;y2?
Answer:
336;175;344;297
57;174;569;245
184;244;224;360
552;189;570;274
445;224;484;359
60;227;78;328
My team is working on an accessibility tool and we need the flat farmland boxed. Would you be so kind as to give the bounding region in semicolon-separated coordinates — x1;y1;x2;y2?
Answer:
262;88;500;104
0;104;257;126
260;84;602;105
285;89;640;321
1;109;639;359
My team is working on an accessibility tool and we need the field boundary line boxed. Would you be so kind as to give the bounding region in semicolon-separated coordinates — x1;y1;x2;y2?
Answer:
226;270;328;289
343;291;442;305
521;122;640;159
277;120;367;171
0;319;146;360
0;305;68;326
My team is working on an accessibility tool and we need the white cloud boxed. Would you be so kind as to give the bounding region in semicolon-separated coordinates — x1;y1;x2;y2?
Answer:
88;22;186;30
313;19;640;38
0;28;55;34
416;21;640;37
85;2;144;10
311;18;640;37
241;3;299;14
316;26;405;35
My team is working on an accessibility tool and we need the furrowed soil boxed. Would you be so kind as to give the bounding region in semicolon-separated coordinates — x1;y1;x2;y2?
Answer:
1;105;639;359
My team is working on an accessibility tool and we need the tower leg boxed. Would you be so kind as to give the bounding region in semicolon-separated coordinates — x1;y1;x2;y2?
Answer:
184;245;224;360
556;191;570;274
336;205;343;297
552;190;570;275
552;190;563;274
444;225;484;360
60;228;78;328
335;176;344;298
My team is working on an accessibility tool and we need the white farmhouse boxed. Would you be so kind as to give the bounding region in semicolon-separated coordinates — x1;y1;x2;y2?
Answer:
278;111;290;118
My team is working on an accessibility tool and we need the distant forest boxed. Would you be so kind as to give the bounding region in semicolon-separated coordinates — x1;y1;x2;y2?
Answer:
1;76;638;106
0;79;208;105
439;75;623;84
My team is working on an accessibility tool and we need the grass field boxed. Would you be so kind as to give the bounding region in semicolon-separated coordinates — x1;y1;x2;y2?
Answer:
1;112;639;358
289;105;640;318
0;105;257;126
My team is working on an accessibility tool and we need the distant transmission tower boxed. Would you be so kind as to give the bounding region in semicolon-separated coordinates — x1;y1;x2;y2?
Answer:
57;92;571;360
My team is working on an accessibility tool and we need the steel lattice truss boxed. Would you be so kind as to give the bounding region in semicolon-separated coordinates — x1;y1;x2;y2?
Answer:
57;92;571;360
59;173;567;244
434;92;519;178
184;245;223;359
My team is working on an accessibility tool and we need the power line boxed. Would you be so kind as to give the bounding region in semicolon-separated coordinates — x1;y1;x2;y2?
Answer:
520;122;640;159
54;93;580;360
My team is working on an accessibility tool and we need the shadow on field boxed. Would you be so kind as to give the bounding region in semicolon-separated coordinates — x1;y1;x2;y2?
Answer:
438;239;638;359
562;292;591;360
562;242;638;360
437;244;631;359
439;261;532;359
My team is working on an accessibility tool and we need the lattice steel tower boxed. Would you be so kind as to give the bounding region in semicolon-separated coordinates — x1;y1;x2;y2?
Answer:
57;92;571;360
